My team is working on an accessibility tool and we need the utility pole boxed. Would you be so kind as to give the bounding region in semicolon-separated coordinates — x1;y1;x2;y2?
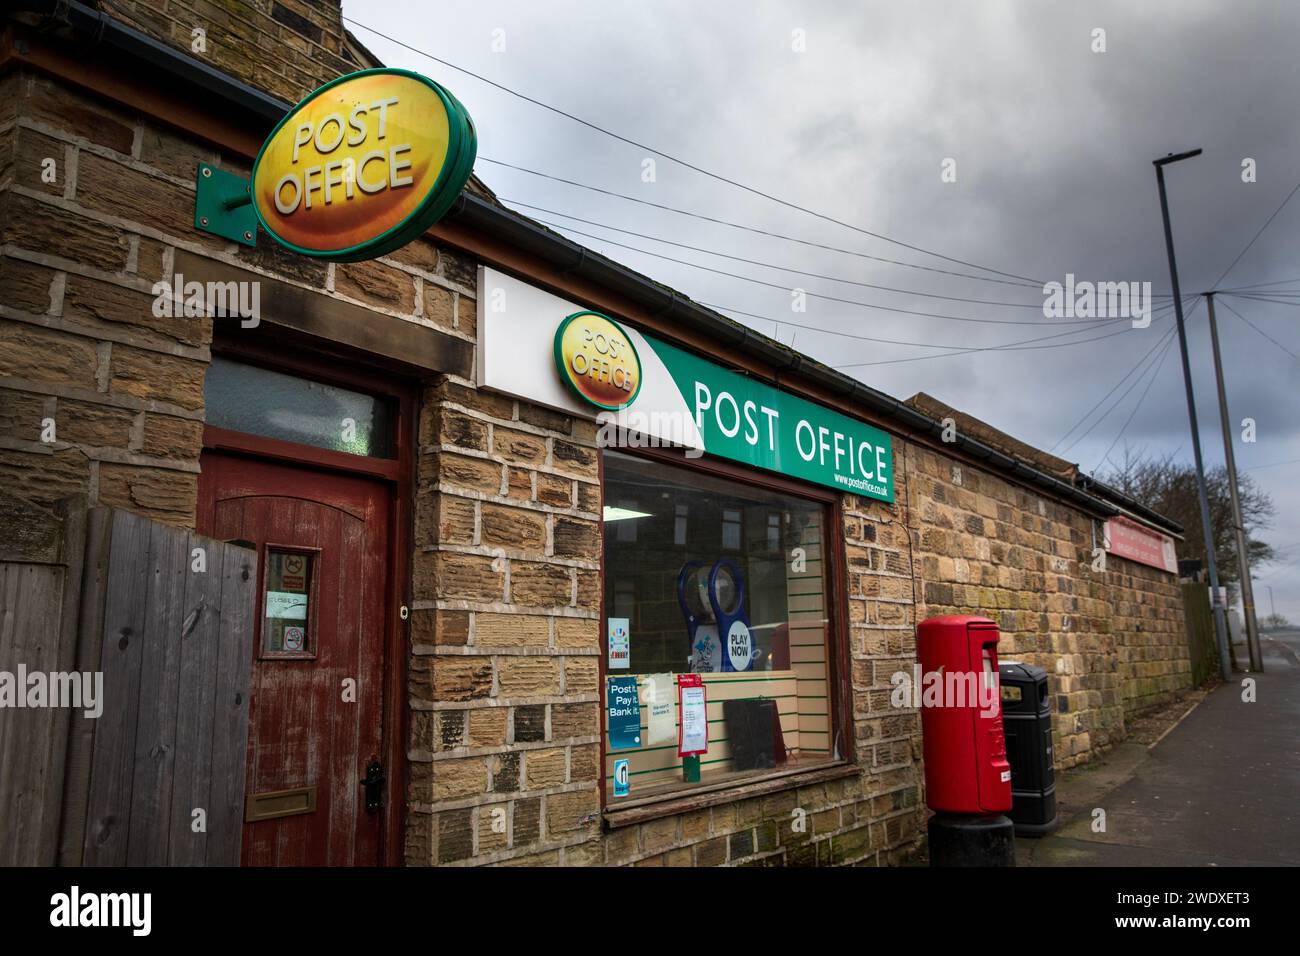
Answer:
1205;292;1264;670
1153;149;1232;680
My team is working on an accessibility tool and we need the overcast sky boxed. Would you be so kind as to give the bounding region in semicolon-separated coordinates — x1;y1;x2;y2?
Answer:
347;0;1300;619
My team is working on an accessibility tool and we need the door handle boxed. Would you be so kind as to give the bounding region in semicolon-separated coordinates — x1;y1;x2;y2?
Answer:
360;759;385;815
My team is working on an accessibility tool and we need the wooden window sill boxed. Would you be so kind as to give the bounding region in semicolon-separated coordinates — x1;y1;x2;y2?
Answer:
602;762;860;829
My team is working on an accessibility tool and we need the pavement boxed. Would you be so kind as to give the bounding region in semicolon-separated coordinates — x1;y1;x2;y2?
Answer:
1020;628;1300;867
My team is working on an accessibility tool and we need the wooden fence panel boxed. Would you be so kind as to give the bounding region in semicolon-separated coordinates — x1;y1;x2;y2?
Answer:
0;498;87;866
82;509;256;866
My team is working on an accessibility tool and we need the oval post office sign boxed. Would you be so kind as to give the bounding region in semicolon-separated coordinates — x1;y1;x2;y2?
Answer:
251;68;476;262
553;311;643;410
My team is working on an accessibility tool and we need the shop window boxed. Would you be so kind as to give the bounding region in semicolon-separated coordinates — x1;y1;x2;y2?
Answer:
602;451;837;802
204;356;393;458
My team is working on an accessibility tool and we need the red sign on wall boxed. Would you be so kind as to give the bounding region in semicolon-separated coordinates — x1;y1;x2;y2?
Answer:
1104;516;1178;573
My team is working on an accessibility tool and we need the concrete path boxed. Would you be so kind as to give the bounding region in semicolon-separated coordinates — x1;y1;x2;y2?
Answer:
1021;628;1300;866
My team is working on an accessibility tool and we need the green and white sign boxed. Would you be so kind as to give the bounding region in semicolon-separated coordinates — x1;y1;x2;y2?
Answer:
478;267;893;502
640;333;891;500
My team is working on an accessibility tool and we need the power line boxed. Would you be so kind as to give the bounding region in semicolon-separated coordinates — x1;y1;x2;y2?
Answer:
505;200;1048;308
1217;297;1300;361
483;160;1042;289
344;16;1045;285
1244;457;1300;471
830;314;1164;371
532;215;1100;326
1059;323;1183;457
1210;180;1300;289
1094;330;1181;471
1222;292;1300;309
1048;300;1194;452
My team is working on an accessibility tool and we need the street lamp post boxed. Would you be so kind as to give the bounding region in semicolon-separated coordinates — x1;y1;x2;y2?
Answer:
1153;149;1233;680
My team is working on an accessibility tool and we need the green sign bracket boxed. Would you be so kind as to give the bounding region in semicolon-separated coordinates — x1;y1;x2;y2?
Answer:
194;163;257;247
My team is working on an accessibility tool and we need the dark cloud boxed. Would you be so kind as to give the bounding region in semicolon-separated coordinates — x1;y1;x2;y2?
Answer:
354;0;1300;615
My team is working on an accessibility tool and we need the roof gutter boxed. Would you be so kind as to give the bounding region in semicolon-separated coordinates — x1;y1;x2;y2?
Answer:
14;0;1138;523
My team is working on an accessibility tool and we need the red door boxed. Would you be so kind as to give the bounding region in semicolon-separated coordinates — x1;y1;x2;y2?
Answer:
198;451;391;866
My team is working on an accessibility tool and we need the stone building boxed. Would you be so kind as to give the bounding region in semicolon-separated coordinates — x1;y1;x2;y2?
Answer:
0;0;1192;867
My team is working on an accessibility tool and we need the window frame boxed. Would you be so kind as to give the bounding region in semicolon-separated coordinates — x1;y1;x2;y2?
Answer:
597;443;855;823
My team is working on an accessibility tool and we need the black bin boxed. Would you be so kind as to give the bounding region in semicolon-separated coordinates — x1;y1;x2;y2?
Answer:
998;661;1058;836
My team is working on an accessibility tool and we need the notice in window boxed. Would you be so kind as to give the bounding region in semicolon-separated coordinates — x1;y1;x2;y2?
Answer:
678;674;707;756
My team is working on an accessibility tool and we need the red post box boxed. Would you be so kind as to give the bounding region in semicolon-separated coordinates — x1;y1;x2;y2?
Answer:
917;615;1012;815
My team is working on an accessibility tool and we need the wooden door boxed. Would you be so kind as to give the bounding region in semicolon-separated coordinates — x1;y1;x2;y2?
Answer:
197;451;390;866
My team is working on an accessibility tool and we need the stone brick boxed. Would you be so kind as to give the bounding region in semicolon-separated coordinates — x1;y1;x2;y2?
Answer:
497;657;560;696
409;608;469;647
552;702;599;740
1;193;131;271
510;561;571;607
490;752;520;792
334;259;417;313
512;704;547;742
506;467;532;501
432;657;493;702
518;402;571;434
431;552;503;602
524;747;567;788
475;612;549;647
439;411;488;452
513;796;542;845
569;743;599;782
435;495;477;545
555;617;598;649
11;128;68;198
576;481;601;514
57;400;136;448
436;808;474;863
480;503;546;552
694;835;728;867
436;380;513;420
110;347;205;410
477;804;510;853
436;452;502;494
140;414;203;460
422;285;455;330
546;787;599;834
0;259;58;315
138;123;219;180
564;658;598;695
552;516;599;558
65;274;208;348
98;465;196;520
386;237;440;274
432;757;488;800
551;439;597;475
468;707;508;747
0;389;46;442
492;427;547;465
536;472;573;508
76;152;199;238
23;75;136;153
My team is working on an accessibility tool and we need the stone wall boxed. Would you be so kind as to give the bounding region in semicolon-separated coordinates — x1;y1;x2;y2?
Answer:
903;440;1192;770
406;393;927;866
99;0;362;104
0;66;472;527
